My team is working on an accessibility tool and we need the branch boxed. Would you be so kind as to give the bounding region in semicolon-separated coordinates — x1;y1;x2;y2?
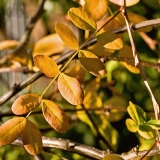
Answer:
12;137;160;160
0;18;160;106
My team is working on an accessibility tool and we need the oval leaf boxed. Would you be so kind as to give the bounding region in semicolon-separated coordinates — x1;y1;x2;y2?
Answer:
79;50;105;77
146;119;160;129
22;120;42;155
68;7;97;31
97;31;123;50
55;22;79;50
102;154;124;160
34;55;60;77
0;40;19;50
138;125;156;139
0;117;26;146
32;33;65;56
12;93;42;115
109;0;140;7
58;73;84;105
121;62;140;74
126;119;138;132
42;100;70;133
127;101;151;124
84;0;108;21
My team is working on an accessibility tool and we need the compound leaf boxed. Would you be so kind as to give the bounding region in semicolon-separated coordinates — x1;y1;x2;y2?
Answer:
0;117;26;146
22;120;42;155
12;93;42;115
58;73;84;105
42;100;70;133
34;55;60;77
55;22;79;50
68;7;97;31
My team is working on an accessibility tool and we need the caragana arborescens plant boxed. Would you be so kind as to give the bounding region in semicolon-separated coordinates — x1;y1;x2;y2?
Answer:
0;0;160;159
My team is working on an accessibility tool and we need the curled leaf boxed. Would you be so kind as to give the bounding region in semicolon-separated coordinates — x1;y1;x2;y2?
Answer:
34;55;60;77
22;120;42;155
84;0;108;21
55;22;79;50
42;100;70;133
0;117;26;146
58;73;84;105
12;93;42;115
79;50;105;77
68;7;97;31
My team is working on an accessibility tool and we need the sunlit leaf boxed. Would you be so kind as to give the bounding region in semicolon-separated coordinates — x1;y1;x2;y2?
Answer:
102;154;124;160
42;100;70;133
127;102;151;124
84;0;108;21
146;120;160;130
109;0;140;7
138;125;156;139
12;93;42;115
55;22;79;50
121;62;140;74
32;33;65;56
34;55;60;77
0;40;19;50
97;31;123;50
58;73;84;105
22;120;42;155
126;119;138;132
0;117;26;146
68;7;97;31
78;50;105;77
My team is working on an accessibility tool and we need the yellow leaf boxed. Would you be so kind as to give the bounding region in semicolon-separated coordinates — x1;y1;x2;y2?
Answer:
34;55;60;77
55;22;79;50
32;33;65;56
79;50;105;77
22;120;42;155
109;0;140;7
84;0;108;21
0;40;19;50
58;73;84;105
42;100;70;133
0;117;26;146
126;119;138;133
12;93;42;115
97;31;123;50
68;7;97;31
121;62;140;74
102;154;124;160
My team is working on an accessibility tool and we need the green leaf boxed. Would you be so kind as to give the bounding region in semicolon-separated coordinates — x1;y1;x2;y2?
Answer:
55;22;79;50
0;40;19;50
127;101;150;124
34;55;60;78
0;117;26;146
22;120;42;155
68;7;97;31
146;119;160;129
121;62;140;74
42;100;70;133
138;125;156;139
126;119;138;132
12;93;42;115
83;0;108;21
109;0;140;7
58;73;84;105
97;31;123;50
78;50;105;77
102;154;124;160
32;33;65;56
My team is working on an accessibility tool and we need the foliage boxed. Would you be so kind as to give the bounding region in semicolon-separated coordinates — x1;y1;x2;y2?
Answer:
0;0;160;159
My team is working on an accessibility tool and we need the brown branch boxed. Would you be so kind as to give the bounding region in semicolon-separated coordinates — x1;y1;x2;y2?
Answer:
12;137;160;160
